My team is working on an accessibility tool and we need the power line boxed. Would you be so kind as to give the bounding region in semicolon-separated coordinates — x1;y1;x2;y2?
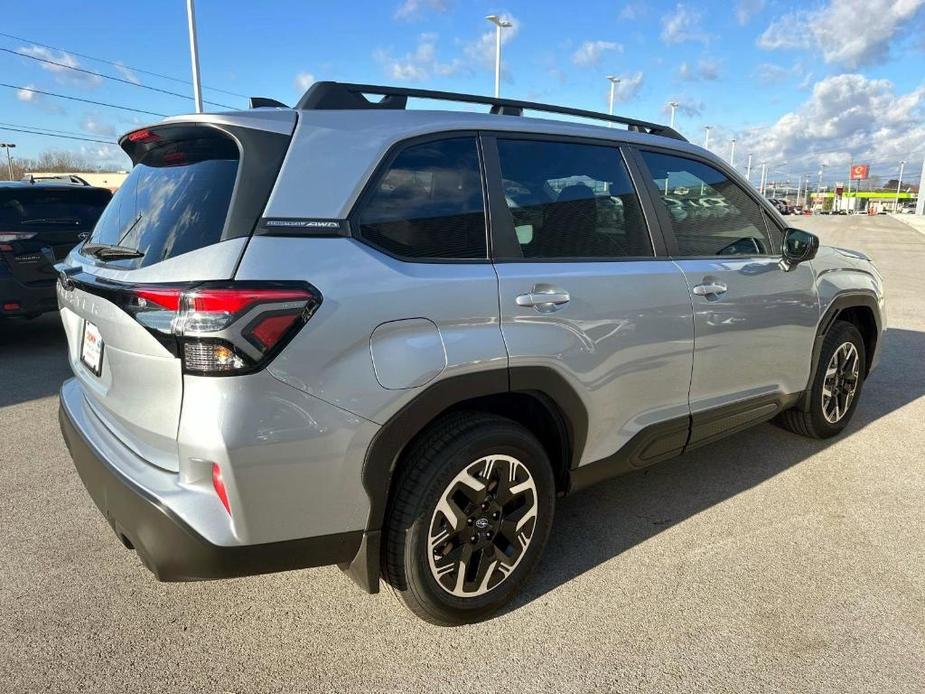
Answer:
1;83;167;117
1;47;236;109
0;30;248;99
0;120;114;139
0;125;116;145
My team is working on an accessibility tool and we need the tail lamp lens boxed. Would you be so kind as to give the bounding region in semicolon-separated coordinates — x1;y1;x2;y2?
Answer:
127;282;320;376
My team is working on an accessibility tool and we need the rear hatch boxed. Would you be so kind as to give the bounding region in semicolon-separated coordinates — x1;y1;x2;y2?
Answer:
57;115;297;471
0;185;111;285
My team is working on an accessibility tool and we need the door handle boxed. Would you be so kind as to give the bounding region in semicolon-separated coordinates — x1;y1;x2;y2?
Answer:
692;282;728;296
516;286;571;311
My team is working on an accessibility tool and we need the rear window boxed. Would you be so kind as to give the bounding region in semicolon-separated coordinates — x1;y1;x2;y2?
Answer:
84;131;240;267
0;188;111;232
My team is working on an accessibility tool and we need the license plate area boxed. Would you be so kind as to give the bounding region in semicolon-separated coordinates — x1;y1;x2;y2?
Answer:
80;320;104;377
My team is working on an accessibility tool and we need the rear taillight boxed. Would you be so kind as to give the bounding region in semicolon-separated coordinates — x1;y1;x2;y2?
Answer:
126;281;320;376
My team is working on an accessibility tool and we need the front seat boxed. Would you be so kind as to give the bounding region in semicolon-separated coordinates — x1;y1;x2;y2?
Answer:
532;183;599;258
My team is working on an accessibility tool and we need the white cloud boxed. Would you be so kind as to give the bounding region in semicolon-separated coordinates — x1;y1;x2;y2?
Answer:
15;84;64;113
572;40;623;67
16;46;102;88
394;0;451;20
758;0;925;68
606;71;645;105
678;58;721;81
462;14;520;69
663;98;704;119
735;73;925;170
736;0;765;25
80;112;116;138
374;33;461;82
619;2;646;20
661;4;711;44
113;62;141;85
294;72;315;91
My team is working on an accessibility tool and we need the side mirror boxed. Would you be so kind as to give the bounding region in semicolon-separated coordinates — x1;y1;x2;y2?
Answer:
780;228;819;271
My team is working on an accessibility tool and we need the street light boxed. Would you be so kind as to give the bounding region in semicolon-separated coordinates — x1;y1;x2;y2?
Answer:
896;160;906;211
729;138;737;168
185;0;204;113
746;154;753;184
667;101;679;129
703;125;712;149
606;76;621;128
0;143;15;180
486;15;512;99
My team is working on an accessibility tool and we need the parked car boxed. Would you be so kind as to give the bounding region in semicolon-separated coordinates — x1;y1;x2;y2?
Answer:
56;82;886;625
0;180;111;318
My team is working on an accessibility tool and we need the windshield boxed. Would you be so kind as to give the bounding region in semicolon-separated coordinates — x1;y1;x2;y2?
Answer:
0;188;111;231
84;132;239;268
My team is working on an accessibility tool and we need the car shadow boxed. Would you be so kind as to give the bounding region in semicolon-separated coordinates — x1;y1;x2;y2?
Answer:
0;313;70;408
509;326;925;612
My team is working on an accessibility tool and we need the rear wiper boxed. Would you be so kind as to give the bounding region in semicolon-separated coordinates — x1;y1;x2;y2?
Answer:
82;242;145;260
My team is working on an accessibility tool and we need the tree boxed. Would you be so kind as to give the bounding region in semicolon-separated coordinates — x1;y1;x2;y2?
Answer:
4;149;120;181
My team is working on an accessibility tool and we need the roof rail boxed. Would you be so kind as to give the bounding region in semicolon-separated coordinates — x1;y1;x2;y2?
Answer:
21;174;91;186
295;81;687;141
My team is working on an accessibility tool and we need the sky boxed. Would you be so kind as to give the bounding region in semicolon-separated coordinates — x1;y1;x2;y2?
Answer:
1;0;923;187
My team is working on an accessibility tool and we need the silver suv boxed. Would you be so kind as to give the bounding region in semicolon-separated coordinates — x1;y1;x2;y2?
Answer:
57;82;885;625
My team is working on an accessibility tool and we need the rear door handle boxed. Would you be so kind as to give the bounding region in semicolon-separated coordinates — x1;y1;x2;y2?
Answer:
692;282;728;296
516;286;571;311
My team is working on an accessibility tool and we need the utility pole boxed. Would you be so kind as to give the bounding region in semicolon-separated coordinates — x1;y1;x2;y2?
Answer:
703;126;712;149
0;143;14;180
746;154;753;185
729;138;736;168
186;0;204;113
895;160;906;212
486;15;512;99
607;76;621;127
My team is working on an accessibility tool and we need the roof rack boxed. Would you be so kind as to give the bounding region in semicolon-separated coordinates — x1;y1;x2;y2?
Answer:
21;174;91;186
295;81;687;142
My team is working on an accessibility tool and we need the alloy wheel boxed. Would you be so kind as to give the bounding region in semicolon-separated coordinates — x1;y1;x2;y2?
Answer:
427;454;538;597
821;341;860;424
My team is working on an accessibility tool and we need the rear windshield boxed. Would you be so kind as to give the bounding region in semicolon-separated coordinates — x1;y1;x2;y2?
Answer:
0;187;111;232
84;131;240;267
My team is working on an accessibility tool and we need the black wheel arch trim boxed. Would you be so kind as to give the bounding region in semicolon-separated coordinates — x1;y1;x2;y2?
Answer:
801;291;882;411
343;366;587;593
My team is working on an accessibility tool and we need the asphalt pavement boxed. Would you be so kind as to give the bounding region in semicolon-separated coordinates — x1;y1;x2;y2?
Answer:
1;215;923;693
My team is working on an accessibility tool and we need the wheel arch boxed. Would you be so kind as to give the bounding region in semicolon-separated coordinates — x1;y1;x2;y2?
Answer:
342;367;587;592
801;292;882;410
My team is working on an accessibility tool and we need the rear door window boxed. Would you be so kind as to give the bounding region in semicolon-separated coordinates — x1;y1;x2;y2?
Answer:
0;188;111;233
84;131;240;267
355;136;487;260
494;139;653;259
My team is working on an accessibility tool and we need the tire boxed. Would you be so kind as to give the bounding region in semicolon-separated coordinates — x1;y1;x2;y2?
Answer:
777;320;866;439
382;411;555;626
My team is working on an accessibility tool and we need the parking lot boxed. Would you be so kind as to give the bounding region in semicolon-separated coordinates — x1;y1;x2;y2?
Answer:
1;215;923;693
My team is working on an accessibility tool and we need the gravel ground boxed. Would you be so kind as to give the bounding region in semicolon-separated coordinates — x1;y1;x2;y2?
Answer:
1;215;923;693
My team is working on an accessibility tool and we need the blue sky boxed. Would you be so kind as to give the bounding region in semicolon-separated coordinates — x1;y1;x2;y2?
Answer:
1;0;923;186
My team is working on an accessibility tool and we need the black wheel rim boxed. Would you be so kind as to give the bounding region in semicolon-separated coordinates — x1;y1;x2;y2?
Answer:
427;455;538;597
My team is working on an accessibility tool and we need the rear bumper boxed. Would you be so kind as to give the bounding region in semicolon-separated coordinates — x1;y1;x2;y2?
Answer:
0;275;57;316
58;385;362;581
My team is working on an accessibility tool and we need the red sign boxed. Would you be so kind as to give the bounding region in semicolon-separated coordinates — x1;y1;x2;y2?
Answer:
850;164;869;180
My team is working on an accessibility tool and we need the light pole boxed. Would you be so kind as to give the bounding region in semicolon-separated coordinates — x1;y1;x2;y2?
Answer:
917;162;925;216
759;163;767;195
729;138;737;168
817;164;827;193
667;101;679;129
486;15;512;99
186;0;204;113
703;126;712;149
746;154;753;184
607;76;621;127
895;160;906;212
0;143;14;180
